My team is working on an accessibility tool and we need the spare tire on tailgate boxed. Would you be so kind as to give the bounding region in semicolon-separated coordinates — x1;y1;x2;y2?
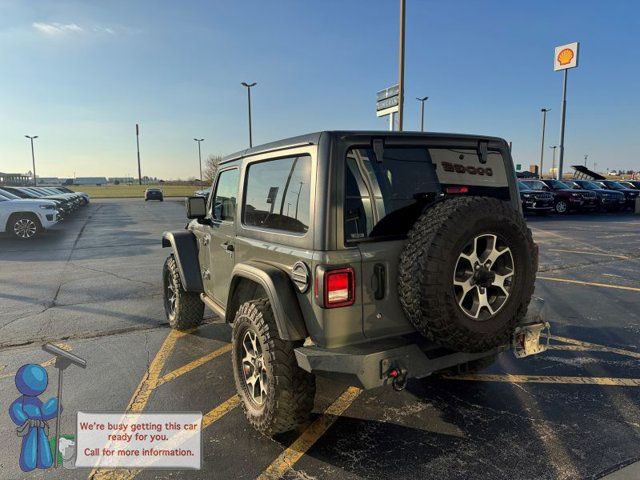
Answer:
398;196;536;353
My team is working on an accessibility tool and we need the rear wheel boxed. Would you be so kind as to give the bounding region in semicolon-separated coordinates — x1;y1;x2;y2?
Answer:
162;255;204;330
9;213;41;239
232;298;315;436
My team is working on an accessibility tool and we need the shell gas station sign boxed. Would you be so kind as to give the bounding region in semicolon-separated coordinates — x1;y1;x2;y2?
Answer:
554;42;579;71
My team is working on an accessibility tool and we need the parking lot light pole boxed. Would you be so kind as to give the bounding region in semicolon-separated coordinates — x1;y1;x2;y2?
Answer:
25;135;38;186
584;154;588;167
397;0;406;131
241;82;257;147
550;145;557;177
194;138;204;182
539;108;550;179
416;97;428;132
136;124;142;186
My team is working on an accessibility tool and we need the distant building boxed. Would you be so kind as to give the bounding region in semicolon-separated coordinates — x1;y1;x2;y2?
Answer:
108;177;135;184
0;172;31;186
37;177;65;186
73;177;108;186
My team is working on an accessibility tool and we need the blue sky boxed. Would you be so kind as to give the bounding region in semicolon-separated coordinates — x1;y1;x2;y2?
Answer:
0;0;638;179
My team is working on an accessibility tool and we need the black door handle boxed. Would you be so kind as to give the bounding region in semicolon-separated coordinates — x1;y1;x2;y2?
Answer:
220;242;234;252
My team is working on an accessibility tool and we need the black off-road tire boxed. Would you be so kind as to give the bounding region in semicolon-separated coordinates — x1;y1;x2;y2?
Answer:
8;213;42;240
399;196;537;353
232;298;315;436
162;254;204;330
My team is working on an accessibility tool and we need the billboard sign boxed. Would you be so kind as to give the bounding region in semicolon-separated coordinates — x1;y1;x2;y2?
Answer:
376;84;399;116
554;42;579;71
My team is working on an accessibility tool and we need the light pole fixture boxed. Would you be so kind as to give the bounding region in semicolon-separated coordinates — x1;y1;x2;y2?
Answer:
416;97;428;132
194;138;204;181
539;108;550;179
241;82;257;147
549;145;558;178
25;135;38;186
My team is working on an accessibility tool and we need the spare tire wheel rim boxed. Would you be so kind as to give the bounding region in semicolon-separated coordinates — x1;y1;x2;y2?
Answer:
14;218;37;238
241;329;268;406
453;233;515;321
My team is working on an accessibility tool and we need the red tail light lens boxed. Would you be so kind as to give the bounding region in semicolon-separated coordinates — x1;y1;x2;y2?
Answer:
445;186;469;194
316;267;355;308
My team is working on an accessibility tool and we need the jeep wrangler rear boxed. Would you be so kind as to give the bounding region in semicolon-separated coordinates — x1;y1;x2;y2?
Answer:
161;131;550;436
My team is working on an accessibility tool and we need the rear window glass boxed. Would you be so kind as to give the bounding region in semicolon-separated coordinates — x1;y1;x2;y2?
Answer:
243;155;311;234
344;147;439;241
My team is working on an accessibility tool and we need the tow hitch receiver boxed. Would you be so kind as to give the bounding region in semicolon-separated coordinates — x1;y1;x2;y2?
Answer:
513;322;550;358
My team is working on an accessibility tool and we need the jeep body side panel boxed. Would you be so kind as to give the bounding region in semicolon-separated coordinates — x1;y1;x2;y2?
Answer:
161;231;204;293
229;261;307;341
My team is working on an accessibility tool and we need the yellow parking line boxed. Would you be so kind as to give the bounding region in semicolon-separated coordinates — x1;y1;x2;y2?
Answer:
258;386;362;480
548;248;630;259
203;394;241;427
552;335;640;360
157;343;232;387
89;328;190;480
537;276;640;292
445;373;640;387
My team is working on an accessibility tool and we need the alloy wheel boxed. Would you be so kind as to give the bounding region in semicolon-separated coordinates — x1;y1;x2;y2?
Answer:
13;218;37;239
453;234;515;320
241;329;268;405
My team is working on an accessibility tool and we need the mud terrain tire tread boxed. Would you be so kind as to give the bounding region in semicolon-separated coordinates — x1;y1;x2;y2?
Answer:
163;254;204;330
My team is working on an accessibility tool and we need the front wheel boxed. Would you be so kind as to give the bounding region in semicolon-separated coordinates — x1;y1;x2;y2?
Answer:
554;200;569;214
9;214;41;239
162;255;204;330
232;299;315;436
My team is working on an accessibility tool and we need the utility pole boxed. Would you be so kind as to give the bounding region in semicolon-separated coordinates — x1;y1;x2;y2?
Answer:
25;135;38;186
584;154;588;167
241;82;257;147
550;145;557;177
136;124;142;185
416;97;428;131
397;0;406;131
194;138;204;181
539;108;550;179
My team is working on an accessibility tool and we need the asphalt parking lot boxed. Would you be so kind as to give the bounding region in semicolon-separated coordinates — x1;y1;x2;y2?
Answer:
1;199;639;480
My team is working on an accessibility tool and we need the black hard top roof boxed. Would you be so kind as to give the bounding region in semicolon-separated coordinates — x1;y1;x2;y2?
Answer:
220;130;506;164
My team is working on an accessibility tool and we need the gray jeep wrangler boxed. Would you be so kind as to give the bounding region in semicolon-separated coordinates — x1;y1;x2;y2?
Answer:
162;131;549;436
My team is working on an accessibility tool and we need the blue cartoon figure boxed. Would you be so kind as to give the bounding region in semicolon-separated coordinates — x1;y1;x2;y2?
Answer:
9;364;59;472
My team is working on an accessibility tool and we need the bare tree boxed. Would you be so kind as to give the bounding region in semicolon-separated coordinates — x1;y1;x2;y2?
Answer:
204;154;223;184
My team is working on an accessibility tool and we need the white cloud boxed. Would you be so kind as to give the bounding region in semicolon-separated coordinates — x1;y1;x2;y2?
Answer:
32;22;84;36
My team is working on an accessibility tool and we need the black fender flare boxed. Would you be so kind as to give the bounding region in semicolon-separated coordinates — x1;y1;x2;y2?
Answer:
227;261;308;341
161;231;204;293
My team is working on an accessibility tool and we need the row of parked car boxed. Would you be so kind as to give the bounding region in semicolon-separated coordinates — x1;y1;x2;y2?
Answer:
0;186;90;239
518;179;640;215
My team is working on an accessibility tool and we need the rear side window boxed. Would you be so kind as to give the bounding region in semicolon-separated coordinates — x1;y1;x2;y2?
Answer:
243;155;311;234
344;147;439;242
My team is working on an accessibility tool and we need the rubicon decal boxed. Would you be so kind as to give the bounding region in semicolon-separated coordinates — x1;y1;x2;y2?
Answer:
441;162;493;176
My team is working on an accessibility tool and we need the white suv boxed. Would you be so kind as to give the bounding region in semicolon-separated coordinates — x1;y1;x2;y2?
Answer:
0;192;59;239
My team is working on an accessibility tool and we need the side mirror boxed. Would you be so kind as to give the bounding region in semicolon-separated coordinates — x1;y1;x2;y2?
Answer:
186;196;207;219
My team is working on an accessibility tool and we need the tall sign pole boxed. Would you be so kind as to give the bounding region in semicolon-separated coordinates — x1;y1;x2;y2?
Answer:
539;108;550;178
397;0;406;131
136;123;142;186
554;42;579;180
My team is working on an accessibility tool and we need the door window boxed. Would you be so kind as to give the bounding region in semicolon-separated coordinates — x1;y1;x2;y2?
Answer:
212;169;239;222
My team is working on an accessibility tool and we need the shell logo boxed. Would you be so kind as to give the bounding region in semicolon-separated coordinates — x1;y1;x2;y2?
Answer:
557;48;574;66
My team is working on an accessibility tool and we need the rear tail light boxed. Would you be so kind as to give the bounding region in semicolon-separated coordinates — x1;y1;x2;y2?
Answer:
445;186;469;194
314;267;356;308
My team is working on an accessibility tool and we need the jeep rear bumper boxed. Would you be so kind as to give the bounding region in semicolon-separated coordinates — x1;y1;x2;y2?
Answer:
295;297;550;390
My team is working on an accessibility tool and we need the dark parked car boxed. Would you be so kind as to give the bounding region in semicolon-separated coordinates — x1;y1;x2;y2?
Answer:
565;180;625;212
144;188;164;201
595;181;639;210
620;180;640;190
517;181;554;214
520;179;597;214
